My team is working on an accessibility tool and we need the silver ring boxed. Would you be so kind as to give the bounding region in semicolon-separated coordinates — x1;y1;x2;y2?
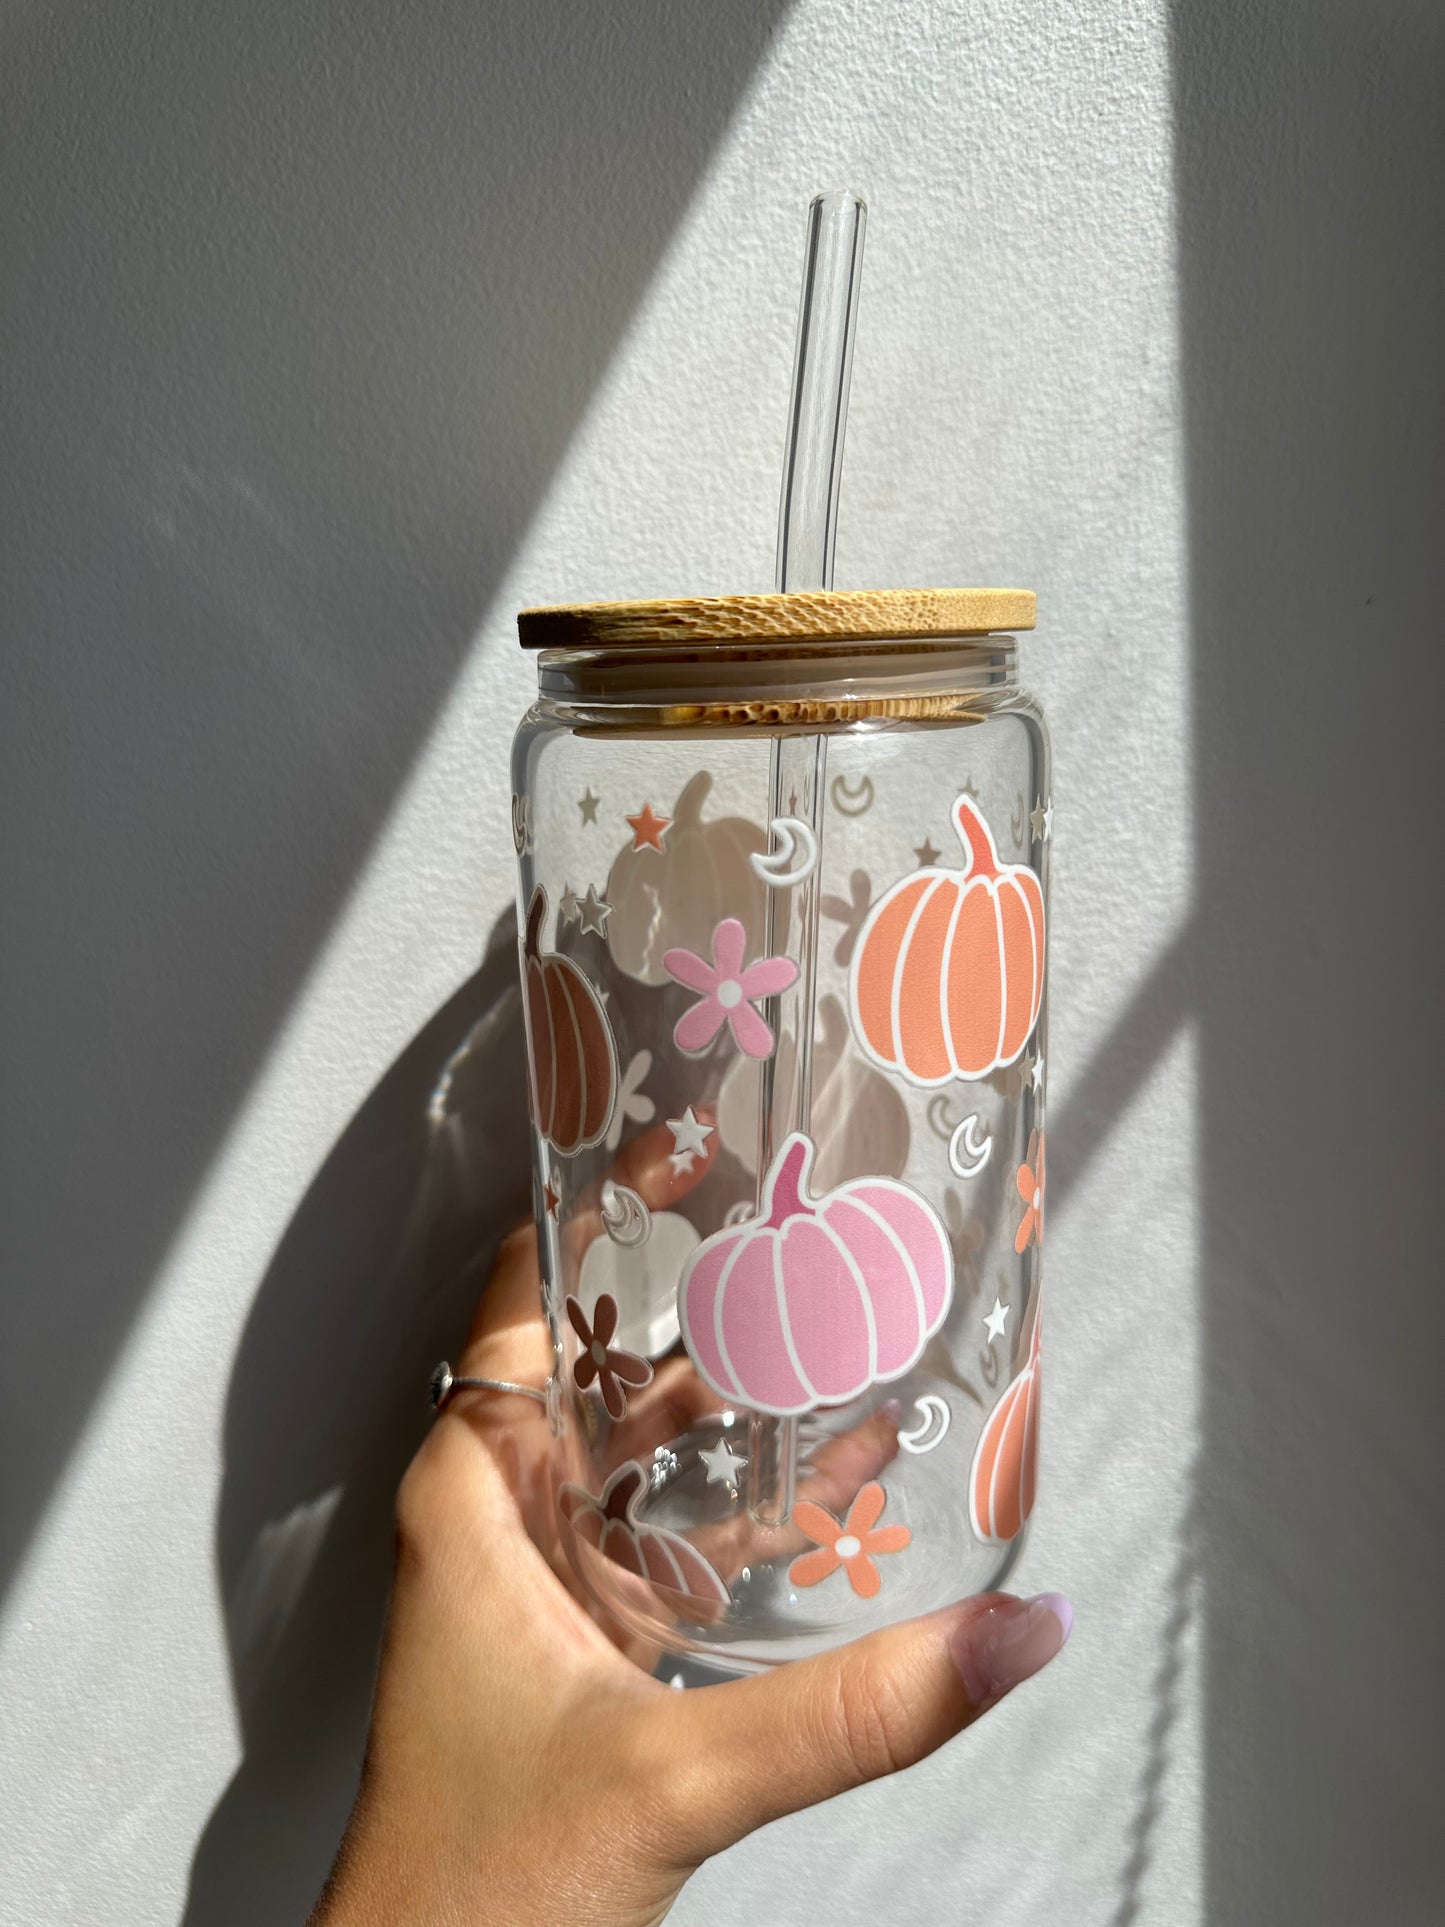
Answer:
429;1361;548;1411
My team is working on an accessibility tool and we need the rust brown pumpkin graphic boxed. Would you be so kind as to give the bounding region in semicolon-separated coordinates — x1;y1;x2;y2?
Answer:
522;886;618;1154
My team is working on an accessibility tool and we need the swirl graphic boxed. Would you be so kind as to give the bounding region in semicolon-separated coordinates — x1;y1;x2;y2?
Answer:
600;1182;650;1248
511;793;531;855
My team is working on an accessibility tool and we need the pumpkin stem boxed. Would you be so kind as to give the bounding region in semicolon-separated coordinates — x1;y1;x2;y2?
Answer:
762;1132;816;1228
672;768;713;827
603;1464;645;1521
524;885;547;958
952;795;1002;881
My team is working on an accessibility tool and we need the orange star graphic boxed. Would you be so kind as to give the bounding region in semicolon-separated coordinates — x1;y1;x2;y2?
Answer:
624;801;671;852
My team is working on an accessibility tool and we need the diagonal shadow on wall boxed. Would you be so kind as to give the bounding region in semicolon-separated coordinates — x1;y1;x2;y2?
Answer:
1170;2;1445;1919
0;0;792;1601
183;915;533;1923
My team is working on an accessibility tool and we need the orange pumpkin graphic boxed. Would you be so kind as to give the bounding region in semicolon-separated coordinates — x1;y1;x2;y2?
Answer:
849;794;1044;1085
969;1307;1041;1544
522;886;617;1154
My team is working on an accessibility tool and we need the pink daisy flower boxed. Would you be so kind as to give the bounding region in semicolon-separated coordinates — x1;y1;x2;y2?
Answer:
663;918;798;1060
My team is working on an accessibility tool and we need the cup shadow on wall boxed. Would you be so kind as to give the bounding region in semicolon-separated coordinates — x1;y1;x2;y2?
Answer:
183;917;533;1924
1169;3;1445;1922
0;0;791;1602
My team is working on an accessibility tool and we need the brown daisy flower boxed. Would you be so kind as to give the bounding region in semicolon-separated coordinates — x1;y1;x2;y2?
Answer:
565;1293;652;1420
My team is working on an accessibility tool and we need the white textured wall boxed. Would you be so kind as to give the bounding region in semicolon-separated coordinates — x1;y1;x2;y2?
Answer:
3;3;1441;1924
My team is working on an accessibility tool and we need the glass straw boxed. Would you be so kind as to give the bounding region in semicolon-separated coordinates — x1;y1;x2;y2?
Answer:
749;190;867;1529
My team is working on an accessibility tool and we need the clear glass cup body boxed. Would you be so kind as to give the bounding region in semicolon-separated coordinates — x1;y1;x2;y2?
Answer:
511;633;1050;1670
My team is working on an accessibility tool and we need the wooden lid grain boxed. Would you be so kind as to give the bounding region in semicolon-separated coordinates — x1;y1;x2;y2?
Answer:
517;587;1035;651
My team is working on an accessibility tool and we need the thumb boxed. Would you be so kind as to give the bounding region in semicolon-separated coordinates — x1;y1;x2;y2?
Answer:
666;1592;1072;1859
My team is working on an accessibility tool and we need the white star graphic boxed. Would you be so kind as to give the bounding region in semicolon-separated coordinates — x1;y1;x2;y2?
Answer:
698;1439;748;1486
1030;1051;1046;1094
983;1297;1010;1343
557;885;581;924
667;1106;713;1158
577;884;612;935
668;1149;696;1176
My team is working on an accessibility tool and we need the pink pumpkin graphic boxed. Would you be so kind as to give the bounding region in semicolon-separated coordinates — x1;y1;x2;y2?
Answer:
969;1308;1041;1544
678;1132;953;1417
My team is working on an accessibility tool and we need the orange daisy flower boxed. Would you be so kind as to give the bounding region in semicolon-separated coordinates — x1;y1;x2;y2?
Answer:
788;1481;911;1599
1014;1128;1045;1254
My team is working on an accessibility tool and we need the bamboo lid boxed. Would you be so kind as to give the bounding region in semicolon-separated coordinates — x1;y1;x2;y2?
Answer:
517;587;1035;651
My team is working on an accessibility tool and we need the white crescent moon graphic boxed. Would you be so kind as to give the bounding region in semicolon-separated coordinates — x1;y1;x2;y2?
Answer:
897;1393;951;1455
948;1114;993;1179
830;774;875;817
927;1093;961;1142
600;1182;650;1248
749;816;819;889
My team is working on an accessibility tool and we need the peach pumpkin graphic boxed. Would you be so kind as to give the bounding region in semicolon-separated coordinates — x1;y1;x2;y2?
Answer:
678;1132;952;1417
969;1308;1041;1544
849;794;1044;1084
521;886;617;1155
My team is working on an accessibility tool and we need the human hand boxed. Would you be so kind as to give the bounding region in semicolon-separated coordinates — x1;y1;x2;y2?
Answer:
311;1131;1072;1927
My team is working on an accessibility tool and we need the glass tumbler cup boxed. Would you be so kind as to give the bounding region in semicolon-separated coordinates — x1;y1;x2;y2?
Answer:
510;587;1050;1670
